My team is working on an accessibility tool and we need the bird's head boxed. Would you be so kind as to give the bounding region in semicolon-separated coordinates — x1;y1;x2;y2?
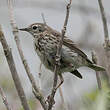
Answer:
19;23;48;36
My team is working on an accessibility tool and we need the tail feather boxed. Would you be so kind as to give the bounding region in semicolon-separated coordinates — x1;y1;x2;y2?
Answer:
88;64;105;71
70;70;82;79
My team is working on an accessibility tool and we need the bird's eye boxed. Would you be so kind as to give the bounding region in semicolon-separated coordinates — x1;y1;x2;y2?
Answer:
32;25;38;30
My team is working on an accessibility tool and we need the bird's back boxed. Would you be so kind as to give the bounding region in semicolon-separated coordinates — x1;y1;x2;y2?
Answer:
45;24;93;64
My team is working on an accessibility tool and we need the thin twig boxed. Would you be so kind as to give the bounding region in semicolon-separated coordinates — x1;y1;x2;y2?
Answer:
41;13;46;25
98;0;110;85
92;51;102;90
0;25;30;110
0;86;12;110
48;0;72;110
7;0;47;110
98;0;109;45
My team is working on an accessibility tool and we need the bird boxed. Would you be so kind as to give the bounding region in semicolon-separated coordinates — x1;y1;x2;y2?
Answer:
19;23;105;88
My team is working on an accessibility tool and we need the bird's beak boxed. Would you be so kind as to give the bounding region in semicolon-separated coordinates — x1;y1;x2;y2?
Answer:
19;28;28;31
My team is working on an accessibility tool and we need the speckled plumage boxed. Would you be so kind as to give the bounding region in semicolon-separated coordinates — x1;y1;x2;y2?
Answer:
19;23;105;79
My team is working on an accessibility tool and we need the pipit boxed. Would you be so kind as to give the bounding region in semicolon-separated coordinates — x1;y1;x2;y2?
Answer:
19;23;105;88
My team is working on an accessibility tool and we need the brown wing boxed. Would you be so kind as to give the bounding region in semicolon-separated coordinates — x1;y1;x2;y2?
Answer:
63;38;87;57
63;38;93;64
47;24;92;64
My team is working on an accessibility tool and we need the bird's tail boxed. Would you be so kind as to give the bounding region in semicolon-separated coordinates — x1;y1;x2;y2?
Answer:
88;64;105;71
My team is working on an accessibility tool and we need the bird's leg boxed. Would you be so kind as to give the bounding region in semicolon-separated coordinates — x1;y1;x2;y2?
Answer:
55;74;64;90
46;74;64;104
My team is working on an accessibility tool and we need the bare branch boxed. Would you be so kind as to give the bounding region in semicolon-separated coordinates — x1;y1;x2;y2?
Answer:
98;0;110;85
0;25;30;110
7;0;47;109
98;0;109;45
41;13;46;25
92;51;102;90
48;0;72;110
0;86;12;110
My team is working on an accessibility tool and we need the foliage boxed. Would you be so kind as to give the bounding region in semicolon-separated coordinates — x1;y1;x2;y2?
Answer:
20;99;37;110
81;80;110;110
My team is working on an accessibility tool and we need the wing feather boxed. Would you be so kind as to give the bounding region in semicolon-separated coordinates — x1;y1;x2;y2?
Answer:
63;38;93;64
47;25;92;64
